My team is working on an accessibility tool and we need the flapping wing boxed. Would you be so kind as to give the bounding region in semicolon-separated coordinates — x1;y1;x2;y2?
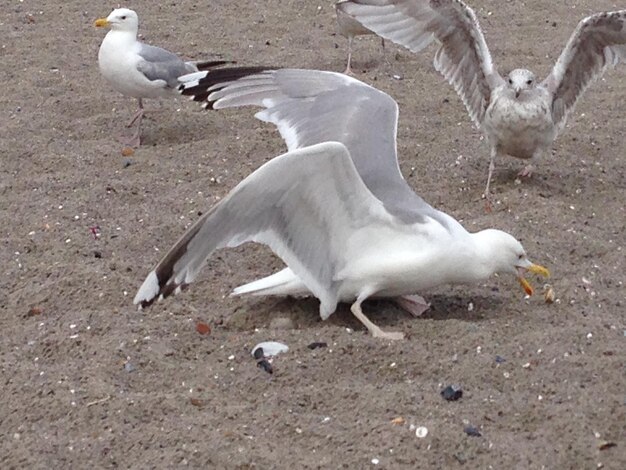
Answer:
543;10;625;129
179;67;438;223
136;43;197;88
134;142;392;317
341;0;502;126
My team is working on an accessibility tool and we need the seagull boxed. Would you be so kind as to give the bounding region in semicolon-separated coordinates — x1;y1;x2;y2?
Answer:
134;68;550;340
340;1;626;197
335;1;385;74
94;8;229;147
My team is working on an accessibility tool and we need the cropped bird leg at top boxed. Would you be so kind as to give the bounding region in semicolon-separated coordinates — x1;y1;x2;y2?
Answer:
344;37;355;75
350;292;405;340
394;294;430;317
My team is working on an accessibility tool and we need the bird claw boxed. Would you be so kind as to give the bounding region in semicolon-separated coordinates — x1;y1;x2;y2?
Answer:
517;164;534;178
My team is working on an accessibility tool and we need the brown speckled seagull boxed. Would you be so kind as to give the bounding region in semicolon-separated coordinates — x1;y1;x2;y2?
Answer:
341;1;625;198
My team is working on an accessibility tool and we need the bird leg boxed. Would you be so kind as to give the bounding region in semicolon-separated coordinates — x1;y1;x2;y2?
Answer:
120;98;144;148
482;147;498;211
350;294;404;340
343;37;355;75
394;294;430;317
126;98;144;128
483;147;497;199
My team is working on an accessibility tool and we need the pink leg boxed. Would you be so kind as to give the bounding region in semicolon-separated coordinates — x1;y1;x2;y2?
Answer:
119;99;144;148
343;37;355;75
394;294;430;317
351;291;405;340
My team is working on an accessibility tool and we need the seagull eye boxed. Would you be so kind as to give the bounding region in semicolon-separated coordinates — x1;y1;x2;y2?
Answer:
518;254;524;260
121;15;127;20
508;78;513;85
526;79;533;85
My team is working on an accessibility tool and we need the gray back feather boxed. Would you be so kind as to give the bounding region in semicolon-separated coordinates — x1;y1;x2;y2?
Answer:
137;43;196;87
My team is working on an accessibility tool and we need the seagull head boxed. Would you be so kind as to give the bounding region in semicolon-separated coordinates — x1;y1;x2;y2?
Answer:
474;229;550;296
94;8;139;33
507;69;536;98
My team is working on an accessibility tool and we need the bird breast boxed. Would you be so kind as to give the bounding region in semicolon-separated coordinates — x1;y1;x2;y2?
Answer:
98;32;169;99
483;87;557;159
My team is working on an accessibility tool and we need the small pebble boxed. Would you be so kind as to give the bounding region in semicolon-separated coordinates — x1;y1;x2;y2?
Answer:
415;426;428;438
196;321;211;335
253;347;273;374
122;158;133;168
124;362;136;373
464;425;482;437
598;441;616;451
495;355;506;364
307;341;327;350
441;385;463;401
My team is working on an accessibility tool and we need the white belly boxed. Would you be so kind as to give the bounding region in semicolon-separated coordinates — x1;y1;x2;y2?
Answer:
98;34;170;99
484;89;556;159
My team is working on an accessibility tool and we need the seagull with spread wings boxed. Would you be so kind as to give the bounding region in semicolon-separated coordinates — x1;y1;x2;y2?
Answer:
340;1;625;197
95;8;228;147
133;68;549;340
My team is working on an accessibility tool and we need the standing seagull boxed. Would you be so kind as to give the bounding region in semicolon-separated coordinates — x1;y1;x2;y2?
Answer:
134;68;549;340
336;1;385;74
95;8;228;147
340;1;625;197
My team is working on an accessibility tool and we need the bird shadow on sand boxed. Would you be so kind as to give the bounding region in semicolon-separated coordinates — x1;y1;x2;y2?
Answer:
136;109;227;147
225;292;507;334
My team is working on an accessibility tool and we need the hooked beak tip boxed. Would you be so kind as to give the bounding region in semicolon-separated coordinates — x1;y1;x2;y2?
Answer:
516;263;550;296
528;264;550;278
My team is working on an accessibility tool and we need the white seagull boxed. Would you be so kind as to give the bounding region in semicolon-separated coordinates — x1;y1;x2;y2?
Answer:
95;8;228;147
134;68;549;340
340;1;626;197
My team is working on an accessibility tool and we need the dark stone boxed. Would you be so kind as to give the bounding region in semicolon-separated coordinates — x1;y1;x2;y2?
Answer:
441;385;463;401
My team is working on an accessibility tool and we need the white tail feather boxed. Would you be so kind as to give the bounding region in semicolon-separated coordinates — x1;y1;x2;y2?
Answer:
231;268;309;297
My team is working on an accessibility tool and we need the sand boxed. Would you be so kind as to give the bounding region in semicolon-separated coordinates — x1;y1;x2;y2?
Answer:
1;0;624;468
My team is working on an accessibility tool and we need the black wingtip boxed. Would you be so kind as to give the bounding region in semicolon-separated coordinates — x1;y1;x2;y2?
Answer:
194;59;237;71
179;65;277;110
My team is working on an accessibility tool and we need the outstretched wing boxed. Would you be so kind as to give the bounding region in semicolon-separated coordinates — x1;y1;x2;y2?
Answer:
179;67;439;223
543;10;625;129
134;142;393;318
341;0;502;126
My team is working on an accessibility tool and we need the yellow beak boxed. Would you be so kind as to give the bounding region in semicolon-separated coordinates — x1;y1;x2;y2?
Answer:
517;263;550;296
94;18;109;27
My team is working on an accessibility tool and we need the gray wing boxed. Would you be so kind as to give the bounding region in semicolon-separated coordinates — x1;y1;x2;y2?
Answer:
137;43;197;88
543;10;625;129
341;0;503;126
134;142;393;318
179;67;440;224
